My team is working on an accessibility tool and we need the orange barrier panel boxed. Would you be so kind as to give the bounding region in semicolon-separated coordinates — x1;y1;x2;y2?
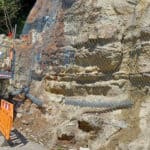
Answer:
0;100;14;140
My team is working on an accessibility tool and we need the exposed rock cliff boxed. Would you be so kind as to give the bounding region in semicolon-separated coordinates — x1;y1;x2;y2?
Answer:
7;0;150;149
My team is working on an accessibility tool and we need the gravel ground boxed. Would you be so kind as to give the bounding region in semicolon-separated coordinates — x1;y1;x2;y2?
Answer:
0;142;47;150
0;135;47;150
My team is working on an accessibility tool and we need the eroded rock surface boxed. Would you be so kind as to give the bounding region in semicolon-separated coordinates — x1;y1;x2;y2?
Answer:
1;0;149;150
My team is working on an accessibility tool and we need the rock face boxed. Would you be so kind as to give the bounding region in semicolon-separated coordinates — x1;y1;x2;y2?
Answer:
12;0;150;149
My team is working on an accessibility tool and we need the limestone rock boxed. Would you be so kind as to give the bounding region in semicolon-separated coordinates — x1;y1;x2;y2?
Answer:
0;135;5;147
57;121;77;141
78;116;102;132
75;44;122;73
80;148;90;150
7;0;150;149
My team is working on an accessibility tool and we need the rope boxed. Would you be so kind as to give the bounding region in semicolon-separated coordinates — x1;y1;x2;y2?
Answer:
64;99;133;109
83;105;132;114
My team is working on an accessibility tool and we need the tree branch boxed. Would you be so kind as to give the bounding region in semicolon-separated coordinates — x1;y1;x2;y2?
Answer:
3;7;10;33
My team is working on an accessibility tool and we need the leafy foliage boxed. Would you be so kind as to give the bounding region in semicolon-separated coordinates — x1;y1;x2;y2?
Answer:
0;0;36;35
0;0;20;33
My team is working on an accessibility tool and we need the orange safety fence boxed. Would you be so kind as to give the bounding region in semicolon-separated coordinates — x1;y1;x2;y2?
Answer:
0;100;14;140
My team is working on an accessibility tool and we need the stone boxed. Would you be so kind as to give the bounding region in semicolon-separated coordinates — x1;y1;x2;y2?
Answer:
0;135;5;147
62;0;76;9
127;0;140;6
21;119;31;125
16;113;23;118
80;148;90;150
78;116;102;132
127;98;150;150
45;92;64;103
29;104;39;114
75;44;122;73
118;143;128;150
112;0;135;15
138;43;150;73
57;125;75;141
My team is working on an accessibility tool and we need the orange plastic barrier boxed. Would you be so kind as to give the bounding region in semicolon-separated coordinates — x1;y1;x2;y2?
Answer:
0;100;14;140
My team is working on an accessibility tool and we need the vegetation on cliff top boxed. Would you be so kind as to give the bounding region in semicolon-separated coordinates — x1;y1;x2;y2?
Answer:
0;0;36;35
